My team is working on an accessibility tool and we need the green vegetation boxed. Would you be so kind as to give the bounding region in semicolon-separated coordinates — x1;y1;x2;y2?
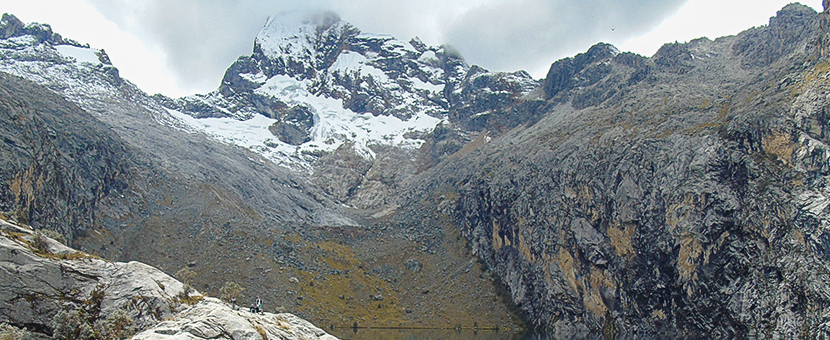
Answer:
174;284;204;306
220;281;244;302
50;288;135;340
51;309;134;340
175;267;197;286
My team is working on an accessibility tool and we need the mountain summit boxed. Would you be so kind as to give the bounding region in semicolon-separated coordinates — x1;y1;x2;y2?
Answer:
160;11;536;167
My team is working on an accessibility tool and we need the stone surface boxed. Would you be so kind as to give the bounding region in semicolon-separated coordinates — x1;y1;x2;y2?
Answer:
0;219;188;331
133;298;337;340
0;219;338;339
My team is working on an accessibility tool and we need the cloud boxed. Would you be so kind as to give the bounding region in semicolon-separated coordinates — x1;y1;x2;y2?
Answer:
87;0;312;94
443;0;688;76
86;0;688;96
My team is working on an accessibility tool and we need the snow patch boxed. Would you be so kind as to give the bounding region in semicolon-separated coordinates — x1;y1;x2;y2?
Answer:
330;51;388;81
471;110;492;118
55;45;100;65
0;41;119;115
411;78;444;92
165;74;442;168
255;75;441;159
418;51;438;63
256;12;316;60
239;72;268;83
356;32;394;40
165;107;280;148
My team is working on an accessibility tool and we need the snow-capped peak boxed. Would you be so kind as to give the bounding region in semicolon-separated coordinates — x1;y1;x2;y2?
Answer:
160;11;472;169
256;11;343;64
0;14;127;114
157;11;537;170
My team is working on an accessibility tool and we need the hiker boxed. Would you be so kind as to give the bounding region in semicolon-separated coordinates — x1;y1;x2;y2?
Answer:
231;297;237;310
256;297;262;313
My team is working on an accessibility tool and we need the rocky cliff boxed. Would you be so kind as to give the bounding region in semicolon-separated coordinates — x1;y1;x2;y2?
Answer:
396;3;830;337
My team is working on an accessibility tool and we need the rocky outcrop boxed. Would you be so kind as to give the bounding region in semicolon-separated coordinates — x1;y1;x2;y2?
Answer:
544;43;650;108
0;13;82;47
449;66;541;132
0;219;338;339
133;298;337;340
0;70;132;241
268;104;314;145
0;219;189;333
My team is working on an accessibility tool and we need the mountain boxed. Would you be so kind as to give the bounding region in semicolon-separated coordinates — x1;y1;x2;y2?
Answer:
395;3;830;337
0;12;525;333
3;3;830;338
159;11;535;167
155;11;537;210
0;218;337;340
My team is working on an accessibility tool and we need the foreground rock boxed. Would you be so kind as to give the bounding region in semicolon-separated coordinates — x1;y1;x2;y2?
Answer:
0;219;184;332
0;219;337;339
133;298;337;340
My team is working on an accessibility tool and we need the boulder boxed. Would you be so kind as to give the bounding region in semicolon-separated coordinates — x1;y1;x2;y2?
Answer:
132;297;338;340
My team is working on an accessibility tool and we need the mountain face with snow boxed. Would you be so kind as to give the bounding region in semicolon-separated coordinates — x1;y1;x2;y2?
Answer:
0;12;527;334
159;11;536;168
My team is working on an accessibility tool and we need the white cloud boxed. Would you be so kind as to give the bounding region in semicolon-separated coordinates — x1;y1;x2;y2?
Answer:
620;0;823;58
3;0;822;97
83;0;687;95
442;0;688;77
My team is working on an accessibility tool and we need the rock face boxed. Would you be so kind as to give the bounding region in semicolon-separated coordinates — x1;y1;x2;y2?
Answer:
133;298;337;340
0;13;81;47
396;3;830;337
0;70;131;240
0;219;188;332
0;219;338;339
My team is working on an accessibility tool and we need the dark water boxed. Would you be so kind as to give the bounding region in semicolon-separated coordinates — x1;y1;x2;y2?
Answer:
329;328;686;340
330;328;546;340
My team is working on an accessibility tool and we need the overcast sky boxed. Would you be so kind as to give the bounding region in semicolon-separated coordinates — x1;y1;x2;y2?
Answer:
0;0;823;97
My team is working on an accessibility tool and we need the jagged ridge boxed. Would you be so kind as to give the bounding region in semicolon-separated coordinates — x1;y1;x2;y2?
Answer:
158;11;537;168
